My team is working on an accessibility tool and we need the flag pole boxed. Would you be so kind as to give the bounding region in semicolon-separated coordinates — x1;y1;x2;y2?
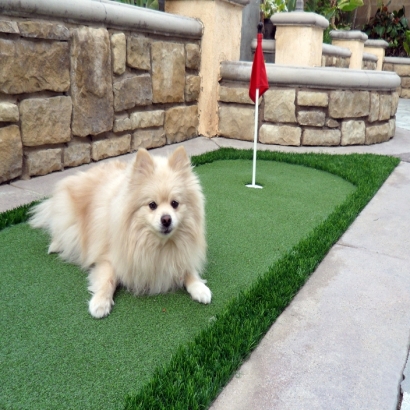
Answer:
247;22;268;190
247;87;261;188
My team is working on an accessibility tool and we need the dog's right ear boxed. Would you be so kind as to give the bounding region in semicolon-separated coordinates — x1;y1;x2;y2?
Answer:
133;148;154;177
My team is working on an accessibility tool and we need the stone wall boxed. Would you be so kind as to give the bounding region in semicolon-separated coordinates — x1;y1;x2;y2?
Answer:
0;14;201;184
218;83;398;146
383;57;410;99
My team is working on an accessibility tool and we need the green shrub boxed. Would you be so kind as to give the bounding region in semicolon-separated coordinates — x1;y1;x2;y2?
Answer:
363;3;409;57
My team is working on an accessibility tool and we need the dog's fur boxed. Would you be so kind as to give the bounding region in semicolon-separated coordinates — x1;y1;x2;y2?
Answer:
29;146;211;318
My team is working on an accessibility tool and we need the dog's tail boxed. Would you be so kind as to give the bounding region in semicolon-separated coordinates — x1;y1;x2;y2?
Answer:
28;199;52;230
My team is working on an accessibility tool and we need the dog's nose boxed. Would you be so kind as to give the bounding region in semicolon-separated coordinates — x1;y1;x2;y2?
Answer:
161;215;172;228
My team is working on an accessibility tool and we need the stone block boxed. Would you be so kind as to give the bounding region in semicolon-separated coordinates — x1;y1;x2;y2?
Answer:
127;36;150;70
17;21;69;40
24;148;62;177
302;129;341;146
394;65;410;76
391;92;400;116
368;92;379;123
130;110;165;129
91;134;131;161
152;41;185;103
0;102;19;122
113;114;132;133
218;105;254;141
113;74;152;112
111;32;126;75
329;91;370;118
401;88;410;99
0;20;19;34
185;75;201;102
63;139;91;168
297;91;328;107
264;89;296;123
165;105;198;143
132;128;166;151
365;123;390;144
341;120;365;145
389;118;396;138
325;118;339;128
20;96;72;146
71;27;114;137
219;86;254;105
383;63;393;71
259;124;301;146
0;125;22;183
379;94;392;121
0;38;69;94
297;111;326;127
185;43;201;70
401;78;410;88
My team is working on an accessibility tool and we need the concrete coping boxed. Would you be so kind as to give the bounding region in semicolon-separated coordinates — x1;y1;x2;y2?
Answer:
219;0;251;6
363;52;378;62
322;43;351;57
220;60;400;90
251;40;351;58
270;11;329;29
251;39;275;54
330;30;368;42
0;0;203;38
364;39;389;49
384;56;410;65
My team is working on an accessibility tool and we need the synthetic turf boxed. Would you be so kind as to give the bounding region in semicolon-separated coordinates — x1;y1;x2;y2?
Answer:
0;150;397;409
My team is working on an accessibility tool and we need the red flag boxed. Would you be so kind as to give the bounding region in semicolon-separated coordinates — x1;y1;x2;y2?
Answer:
249;33;269;103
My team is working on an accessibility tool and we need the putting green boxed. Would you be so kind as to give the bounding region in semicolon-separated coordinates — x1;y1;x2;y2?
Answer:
0;157;356;409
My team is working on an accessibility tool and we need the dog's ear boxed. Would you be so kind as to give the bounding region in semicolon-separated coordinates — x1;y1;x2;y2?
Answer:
133;148;155;176
168;146;191;172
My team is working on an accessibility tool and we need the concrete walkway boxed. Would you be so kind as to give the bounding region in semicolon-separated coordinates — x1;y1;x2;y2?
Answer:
1;100;410;409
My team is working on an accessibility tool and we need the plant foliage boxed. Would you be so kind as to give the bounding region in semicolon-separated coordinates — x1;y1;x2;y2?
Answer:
114;0;159;9
363;3;410;57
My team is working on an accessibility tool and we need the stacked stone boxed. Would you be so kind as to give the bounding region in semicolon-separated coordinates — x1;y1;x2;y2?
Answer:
383;58;410;99
0;19;201;183
218;85;398;146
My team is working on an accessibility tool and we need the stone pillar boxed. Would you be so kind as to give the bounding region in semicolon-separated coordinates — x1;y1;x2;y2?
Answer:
271;12;328;67
364;39;389;71
165;0;250;137
330;30;368;70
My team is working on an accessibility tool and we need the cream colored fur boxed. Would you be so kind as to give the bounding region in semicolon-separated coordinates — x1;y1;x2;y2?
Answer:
29;147;211;318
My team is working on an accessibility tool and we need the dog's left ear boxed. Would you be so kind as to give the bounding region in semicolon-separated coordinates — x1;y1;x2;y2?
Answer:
133;148;155;176
168;146;191;172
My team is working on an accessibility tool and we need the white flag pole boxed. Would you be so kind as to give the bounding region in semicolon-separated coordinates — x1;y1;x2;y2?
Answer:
247;87;262;189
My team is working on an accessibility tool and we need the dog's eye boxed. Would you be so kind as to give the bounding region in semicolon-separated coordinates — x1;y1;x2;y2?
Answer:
171;200;179;209
149;202;157;210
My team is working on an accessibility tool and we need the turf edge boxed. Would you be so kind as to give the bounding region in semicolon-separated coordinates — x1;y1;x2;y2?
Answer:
0;149;399;410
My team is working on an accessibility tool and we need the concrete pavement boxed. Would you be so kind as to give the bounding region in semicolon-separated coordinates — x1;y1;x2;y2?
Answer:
1;100;410;409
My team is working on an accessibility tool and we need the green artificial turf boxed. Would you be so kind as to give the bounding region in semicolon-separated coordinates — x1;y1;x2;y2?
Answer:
0;149;399;410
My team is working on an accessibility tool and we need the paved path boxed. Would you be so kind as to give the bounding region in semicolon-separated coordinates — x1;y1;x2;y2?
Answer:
1;100;410;410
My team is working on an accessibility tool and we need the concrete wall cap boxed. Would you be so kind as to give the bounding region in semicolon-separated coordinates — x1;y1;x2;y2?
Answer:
271;11;329;29
220;0;251;6
364;39;389;48
384;56;410;65
363;52;378;62
251;38;275;53
220;61;400;90
252;41;352;58
0;0;203;38
330;30;368;42
322;43;351;57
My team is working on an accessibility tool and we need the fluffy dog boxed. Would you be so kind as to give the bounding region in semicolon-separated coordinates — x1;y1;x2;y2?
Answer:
29;146;211;318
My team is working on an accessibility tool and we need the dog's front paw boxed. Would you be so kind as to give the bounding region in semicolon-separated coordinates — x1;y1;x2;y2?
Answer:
187;281;212;304
89;294;114;319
